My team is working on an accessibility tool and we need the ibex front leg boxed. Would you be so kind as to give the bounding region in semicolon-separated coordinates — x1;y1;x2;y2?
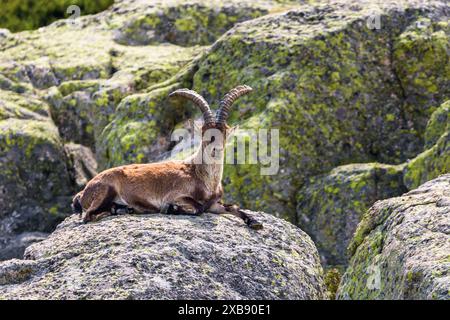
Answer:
162;197;211;216
209;202;263;230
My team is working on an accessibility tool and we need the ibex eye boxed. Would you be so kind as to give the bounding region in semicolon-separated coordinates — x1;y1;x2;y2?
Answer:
210;136;216;142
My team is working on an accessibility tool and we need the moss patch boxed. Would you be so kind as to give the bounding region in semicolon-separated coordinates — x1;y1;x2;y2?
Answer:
0;119;72;216
191;3;448;218
296;163;406;266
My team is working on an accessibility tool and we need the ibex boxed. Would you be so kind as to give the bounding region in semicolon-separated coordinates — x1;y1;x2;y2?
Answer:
72;85;263;229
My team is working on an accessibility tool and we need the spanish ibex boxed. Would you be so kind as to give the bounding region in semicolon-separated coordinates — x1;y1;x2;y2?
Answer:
72;85;263;229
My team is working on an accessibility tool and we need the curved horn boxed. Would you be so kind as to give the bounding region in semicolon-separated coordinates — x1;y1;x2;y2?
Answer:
169;89;215;125
216;85;253;125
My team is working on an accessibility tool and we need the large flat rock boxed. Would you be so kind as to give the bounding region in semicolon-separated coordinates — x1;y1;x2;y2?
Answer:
337;174;450;300
0;211;326;299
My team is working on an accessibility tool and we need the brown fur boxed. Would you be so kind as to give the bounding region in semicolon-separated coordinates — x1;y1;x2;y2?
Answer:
75;159;221;222
73;86;262;229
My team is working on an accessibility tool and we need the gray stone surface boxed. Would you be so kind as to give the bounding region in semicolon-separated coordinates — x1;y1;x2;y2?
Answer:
64;143;98;189
297;163;407;267
0;211;327;299
337;174;450;300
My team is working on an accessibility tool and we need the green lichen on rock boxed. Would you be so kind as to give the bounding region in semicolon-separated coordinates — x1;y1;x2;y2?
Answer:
112;1;274;46
45;84;99;148
97;81;194;168
91;45;205;153
0;74;32;94
0;89;50;121
0;75;76;258
424;100;449;148
403;100;450;190
0;118;72;260
403;132;449;190
324;268;341;300
338;175;450;300
0;26;114;88
191;1;449;218
94;51;211;169
42;44;204;149
0;119;71;216
1;3;209;92
0;0;449;271
393;18;450;131
296;163;406;266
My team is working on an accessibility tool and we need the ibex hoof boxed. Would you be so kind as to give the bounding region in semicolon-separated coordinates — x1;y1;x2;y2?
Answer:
81;212;90;224
111;203;133;215
162;203;178;214
247;219;263;230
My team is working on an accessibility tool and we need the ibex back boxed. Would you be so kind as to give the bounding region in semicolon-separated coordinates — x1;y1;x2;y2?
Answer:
72;85;263;229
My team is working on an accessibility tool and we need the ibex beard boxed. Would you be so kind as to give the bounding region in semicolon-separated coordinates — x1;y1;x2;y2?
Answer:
72;85;263;229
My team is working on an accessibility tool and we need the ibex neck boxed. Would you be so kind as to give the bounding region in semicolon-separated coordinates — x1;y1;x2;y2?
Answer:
185;144;224;191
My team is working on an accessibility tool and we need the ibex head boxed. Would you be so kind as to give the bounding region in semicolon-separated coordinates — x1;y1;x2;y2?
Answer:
169;85;253;160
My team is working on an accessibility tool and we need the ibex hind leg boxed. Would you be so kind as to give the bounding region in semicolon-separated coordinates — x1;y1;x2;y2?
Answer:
125;196;160;214
161;203;199;216
228;205;263;230
82;185;116;223
209;203;263;230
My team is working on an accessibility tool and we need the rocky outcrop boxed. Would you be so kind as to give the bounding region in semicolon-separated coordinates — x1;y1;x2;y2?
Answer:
297;97;449;268
0;0;292;260
404;100;450;190
424;100;449;150
337;174;450;300
64;143;98;190
296;97;449;268
0;211;327;300
112;0;271;46
193;0;449;219
297;163;407;267
0;232;48;262
0;0;449;268
0;117;72;259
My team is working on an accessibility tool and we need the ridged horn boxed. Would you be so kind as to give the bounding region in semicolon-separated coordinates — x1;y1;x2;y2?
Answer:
216;85;253;125
169;89;215;125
